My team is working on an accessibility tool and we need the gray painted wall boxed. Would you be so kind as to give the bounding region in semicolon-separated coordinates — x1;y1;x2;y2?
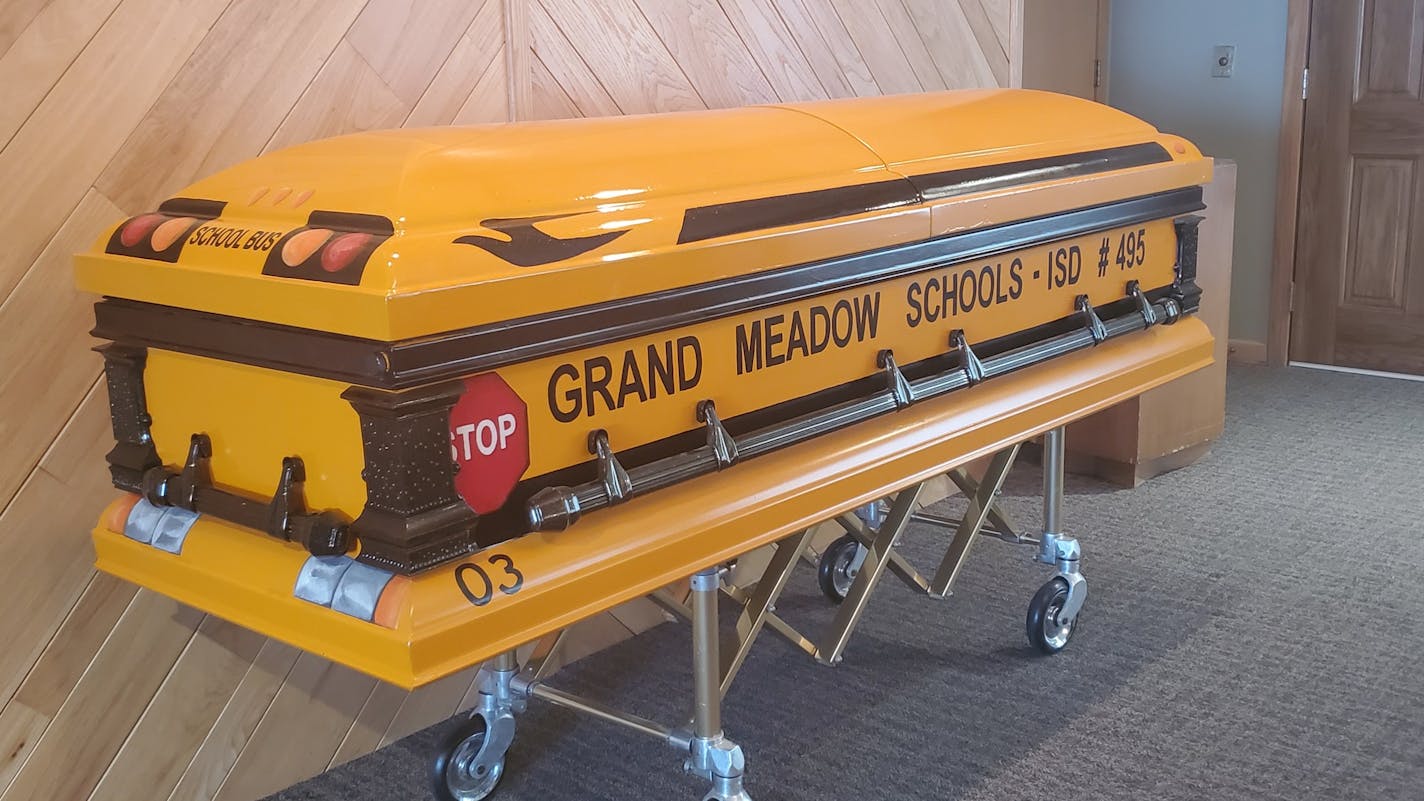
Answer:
1108;0;1288;344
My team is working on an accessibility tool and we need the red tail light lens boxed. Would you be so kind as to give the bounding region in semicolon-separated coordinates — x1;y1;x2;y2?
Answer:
119;214;165;247
321;232;371;273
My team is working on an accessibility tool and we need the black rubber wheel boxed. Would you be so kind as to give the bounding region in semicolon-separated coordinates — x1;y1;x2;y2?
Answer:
1025;577;1077;654
817;534;861;603
431;714;504;801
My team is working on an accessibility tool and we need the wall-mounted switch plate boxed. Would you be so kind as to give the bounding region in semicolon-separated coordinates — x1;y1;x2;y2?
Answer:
1212;45;1235;78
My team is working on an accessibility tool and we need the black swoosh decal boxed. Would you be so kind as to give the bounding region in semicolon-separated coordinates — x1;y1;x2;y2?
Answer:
454;214;628;267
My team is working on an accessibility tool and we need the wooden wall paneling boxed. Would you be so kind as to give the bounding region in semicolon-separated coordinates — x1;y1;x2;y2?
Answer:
534;0;704;114
716;0;831;101
553;612;643;668
767;0;877;97
0;0;228;301
631;0;779;107
870;0;950;91
0;0;54;55
211;655;376;801
504;0;533;119
452;46;513;125
0;0;123;150
0;592;205;801
0;573;137;792
344;0;491;108
0;189;118;511
824;0;923;93
325;666;477;767
326;682;411;768
902;0;1001;88
606;598;675;635
530;52;591;120
92;0;368;216
264;40;412;154
405;0;508;127
0;384;114;711
953;0;1011;85
528;1;623;117
87;618;268;801
959;0;1013;52
164;641;302;801
376;667;481;748
1008;0;1024;86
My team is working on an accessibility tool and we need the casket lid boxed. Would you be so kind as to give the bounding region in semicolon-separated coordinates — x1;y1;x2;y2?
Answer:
75;89;1208;341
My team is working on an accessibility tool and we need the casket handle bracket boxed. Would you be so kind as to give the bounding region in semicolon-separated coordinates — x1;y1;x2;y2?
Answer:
1075;295;1108;344
697;401;739;469
949;330;985;386
1127;280;1158;327
268;456;349;556
589;430;633;504
139;432;349;557
879;350;915;410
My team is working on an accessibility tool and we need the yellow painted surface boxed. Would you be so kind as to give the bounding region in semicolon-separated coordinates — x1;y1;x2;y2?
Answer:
95;317;1213;688
504;218;1179;477
145;350;367;514
73;90;1210;341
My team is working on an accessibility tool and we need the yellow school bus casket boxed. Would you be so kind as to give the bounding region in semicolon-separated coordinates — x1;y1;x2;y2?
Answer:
76;89;1213;686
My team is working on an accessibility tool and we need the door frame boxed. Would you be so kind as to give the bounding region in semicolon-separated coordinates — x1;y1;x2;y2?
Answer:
1266;0;1312;365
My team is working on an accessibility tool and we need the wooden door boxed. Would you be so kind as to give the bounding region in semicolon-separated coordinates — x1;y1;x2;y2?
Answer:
1021;0;1107;101
1293;0;1424;374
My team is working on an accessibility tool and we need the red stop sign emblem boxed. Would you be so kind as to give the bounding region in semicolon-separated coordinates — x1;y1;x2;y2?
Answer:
449;373;530;514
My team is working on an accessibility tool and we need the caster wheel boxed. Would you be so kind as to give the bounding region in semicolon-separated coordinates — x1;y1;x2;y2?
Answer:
431;714;505;801
817;534;861;603
1025;577;1077;654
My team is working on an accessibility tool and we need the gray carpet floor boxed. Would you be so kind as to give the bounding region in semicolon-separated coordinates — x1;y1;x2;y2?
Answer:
269;364;1424;800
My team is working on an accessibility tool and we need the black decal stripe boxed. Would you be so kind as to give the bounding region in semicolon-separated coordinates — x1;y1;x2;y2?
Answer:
92;186;1203;390
676;177;918;245
677;143;1173;244
908;143;1173;201
307;211;396;236
157;197;227;219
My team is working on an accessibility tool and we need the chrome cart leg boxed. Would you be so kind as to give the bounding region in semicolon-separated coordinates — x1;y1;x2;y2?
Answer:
817;482;926;665
431;650;521;801
721;528;813;694
685;566;753;801
1027;426;1086;654
929;444;1021;596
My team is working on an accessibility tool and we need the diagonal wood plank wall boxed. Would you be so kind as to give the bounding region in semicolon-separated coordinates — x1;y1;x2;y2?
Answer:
0;1;1021;798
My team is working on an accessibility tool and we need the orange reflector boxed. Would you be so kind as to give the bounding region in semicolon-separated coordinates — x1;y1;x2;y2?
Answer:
281;228;332;267
373;575;410;629
151;217;195;251
103;493;141;534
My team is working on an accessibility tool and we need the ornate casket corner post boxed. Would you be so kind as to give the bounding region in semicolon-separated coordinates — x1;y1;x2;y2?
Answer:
1172;214;1205;315
343;381;478;574
97;342;162;492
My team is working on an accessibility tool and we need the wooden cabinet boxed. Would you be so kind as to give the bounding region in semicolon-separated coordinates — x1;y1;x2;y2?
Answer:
1065;160;1237;486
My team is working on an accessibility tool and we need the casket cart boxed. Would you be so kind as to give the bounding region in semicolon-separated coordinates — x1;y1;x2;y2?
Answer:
74;89;1213;800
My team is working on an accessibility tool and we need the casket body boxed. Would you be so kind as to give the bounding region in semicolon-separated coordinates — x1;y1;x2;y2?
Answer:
76;90;1213;681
